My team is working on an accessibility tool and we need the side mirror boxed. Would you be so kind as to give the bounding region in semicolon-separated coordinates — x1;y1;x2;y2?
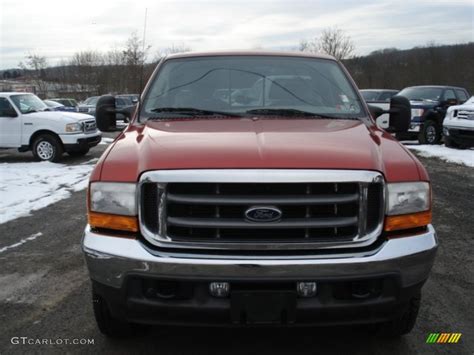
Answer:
95;95;117;132
386;95;411;133
96;96;134;132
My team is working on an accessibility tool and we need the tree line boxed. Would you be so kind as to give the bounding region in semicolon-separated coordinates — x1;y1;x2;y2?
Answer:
10;29;474;98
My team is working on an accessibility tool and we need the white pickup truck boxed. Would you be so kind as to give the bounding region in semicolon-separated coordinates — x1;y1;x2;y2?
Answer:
443;96;474;148
0;92;101;162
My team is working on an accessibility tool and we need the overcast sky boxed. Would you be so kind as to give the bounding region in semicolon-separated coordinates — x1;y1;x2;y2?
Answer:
0;0;473;69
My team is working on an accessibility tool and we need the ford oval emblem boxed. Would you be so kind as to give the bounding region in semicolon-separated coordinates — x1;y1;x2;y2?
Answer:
245;206;282;222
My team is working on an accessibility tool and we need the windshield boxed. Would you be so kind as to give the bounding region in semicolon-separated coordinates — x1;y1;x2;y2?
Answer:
361;91;379;101
84;97;99;105
398;87;443;102
11;94;48;113
141;56;364;120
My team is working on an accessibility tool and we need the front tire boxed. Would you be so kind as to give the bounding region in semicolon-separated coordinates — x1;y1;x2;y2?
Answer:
93;293;135;337
32;134;64;162
379;294;421;337
418;120;441;144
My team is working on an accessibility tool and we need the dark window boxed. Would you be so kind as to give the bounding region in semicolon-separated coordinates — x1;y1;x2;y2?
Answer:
398;87;443;101
443;89;456;101
0;98;16;116
455;89;468;103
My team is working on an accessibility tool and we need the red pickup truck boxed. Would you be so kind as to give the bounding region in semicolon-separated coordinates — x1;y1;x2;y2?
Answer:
83;51;437;337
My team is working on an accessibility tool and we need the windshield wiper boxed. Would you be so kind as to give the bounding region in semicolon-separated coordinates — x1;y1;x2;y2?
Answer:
245;108;354;119
150;107;244;118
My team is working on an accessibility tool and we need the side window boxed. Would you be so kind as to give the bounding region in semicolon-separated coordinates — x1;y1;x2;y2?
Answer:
455;89;468;103
0;98;17;117
443;89;456;101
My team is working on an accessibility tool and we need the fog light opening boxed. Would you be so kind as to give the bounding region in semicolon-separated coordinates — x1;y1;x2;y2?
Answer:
209;282;230;298
297;282;317;298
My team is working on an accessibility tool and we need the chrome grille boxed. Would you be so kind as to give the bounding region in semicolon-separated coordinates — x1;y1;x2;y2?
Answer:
457;110;474;120
83;120;97;132
139;170;384;251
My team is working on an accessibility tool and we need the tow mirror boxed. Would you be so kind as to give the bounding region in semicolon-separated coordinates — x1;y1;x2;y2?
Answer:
369;96;410;133
386;95;411;133
96;95;133;132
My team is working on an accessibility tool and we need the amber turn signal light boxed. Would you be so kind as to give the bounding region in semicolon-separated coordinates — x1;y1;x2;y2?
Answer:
384;210;432;233
88;211;139;233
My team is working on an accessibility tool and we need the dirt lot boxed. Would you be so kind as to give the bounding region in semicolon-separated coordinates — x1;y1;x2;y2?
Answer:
0;140;472;354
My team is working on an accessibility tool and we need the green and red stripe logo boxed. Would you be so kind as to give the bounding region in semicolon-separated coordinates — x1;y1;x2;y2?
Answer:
426;333;462;344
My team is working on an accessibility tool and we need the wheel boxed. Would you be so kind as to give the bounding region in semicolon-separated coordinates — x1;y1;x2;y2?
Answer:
379;294;421;337
32;134;64;162
418;120;441;144
92;293;136;337
68;148;89;157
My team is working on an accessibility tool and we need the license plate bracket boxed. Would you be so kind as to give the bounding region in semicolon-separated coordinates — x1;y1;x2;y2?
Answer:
230;291;296;325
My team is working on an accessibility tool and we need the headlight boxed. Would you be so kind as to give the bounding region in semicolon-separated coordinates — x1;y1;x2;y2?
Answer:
411;108;424;118
88;107;95;113
65;122;83;133
90;182;137;216
386;182;430;215
384;182;432;233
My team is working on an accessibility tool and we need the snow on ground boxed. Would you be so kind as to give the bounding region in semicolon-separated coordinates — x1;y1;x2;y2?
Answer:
404;143;474;167
0;162;94;224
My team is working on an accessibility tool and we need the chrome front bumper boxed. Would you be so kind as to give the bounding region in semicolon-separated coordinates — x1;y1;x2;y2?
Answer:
82;225;438;289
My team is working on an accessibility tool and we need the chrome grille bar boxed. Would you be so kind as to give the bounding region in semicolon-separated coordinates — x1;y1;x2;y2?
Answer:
139;170;385;251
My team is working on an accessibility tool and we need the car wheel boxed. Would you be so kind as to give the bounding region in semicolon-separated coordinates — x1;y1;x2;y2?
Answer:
419;120;441;144
32;134;64;162
379;294;421;337
68;148;89;157
92;292;148;338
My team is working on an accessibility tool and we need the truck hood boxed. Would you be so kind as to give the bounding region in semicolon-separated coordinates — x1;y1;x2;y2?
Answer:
26;111;95;123
98;118;424;182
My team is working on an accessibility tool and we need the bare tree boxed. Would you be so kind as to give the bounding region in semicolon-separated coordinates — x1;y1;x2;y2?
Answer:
153;43;191;62
300;28;355;60
19;53;49;96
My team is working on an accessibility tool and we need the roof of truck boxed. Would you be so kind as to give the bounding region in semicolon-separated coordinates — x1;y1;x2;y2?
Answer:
165;50;336;61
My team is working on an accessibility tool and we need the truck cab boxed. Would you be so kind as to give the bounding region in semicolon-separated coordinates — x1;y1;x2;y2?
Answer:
0;92;101;161
82;51;437;337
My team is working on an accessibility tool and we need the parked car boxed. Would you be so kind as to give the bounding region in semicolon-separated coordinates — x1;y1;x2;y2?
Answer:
443;96;474;148
396;85;470;144
0;93;101;161
78;96;100;115
116;94;139;104
44;99;77;112
51;98;79;111
78;96;135;120
83;51;437;338
360;89;399;103
361;89;399;129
